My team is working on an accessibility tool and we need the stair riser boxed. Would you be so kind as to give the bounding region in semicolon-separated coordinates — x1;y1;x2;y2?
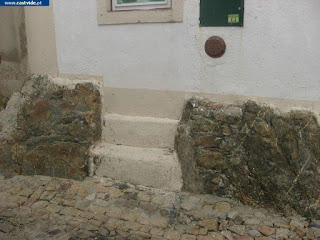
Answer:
104;87;185;120
103;117;178;148
95;155;182;191
92;144;183;191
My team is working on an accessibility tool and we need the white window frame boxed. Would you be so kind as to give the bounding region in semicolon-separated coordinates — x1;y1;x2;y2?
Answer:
112;0;172;11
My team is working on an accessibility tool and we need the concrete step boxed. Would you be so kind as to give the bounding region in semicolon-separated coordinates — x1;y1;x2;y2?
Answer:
91;143;183;191
104;87;185;120
103;113;179;148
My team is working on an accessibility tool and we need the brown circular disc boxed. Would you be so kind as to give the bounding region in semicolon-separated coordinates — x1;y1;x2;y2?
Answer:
205;36;226;58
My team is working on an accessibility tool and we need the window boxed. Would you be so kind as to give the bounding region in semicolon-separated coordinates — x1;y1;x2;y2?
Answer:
96;0;183;25
112;0;172;11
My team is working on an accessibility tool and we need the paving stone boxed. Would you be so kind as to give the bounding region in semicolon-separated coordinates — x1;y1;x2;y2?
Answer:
19;188;34;197
306;228;315;239
75;199;92;210
151;217;169;229
233;216;243;225
151;195;165;205
165;230;181;240
198;227;208;235
198;218;219;231
258;226;276;236
79;210;95;219
187;225;200;235
215;202;231;213
261;220;273;227
290;219;305;231
244;218;260;225
196;236;215;240
0;174;316;240
309;220;320;228
39;191;50;200
139;224;152;233
60;207;82;217
221;230;234;240
311;227;320;239
138;192;151;202
106;206;124;220
98;226;110;236
150;227;164;236
229;225;246;236
31;201;49;209
253;211;266;219
24;190;43;207
0;222;15;233
180;196;200;211
63;199;76;207
237;236;255;240
109;188;124;198
274;219;290;229
294;227;305;238
46;203;63;213
248;229;262;237
95;185;109;193
181;234;197;240
89;205;106;215
208;232;225;240
95;198;109;207
276;228;290;239
89;218;102;228
192;209;206;220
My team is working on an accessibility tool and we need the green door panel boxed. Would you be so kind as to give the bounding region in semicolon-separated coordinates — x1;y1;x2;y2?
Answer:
200;0;244;27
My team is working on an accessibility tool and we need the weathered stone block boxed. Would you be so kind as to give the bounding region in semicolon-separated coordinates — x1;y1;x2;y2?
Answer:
0;75;102;180
175;98;320;219
198;151;225;170
195;136;221;148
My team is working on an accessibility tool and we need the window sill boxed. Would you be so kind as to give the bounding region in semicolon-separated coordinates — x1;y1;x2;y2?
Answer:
97;0;183;25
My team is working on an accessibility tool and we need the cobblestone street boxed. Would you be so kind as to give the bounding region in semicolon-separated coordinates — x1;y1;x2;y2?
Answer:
0;174;319;240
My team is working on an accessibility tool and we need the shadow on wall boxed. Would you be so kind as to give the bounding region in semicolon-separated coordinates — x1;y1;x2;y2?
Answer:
0;7;28;97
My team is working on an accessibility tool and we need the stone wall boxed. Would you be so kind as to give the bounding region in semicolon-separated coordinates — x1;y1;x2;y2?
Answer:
0;75;102;180
175;98;320;219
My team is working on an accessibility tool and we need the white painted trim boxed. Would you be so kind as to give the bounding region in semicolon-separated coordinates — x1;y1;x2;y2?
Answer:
97;0;183;25
24;4;59;76
112;0;171;11
104;87;320;122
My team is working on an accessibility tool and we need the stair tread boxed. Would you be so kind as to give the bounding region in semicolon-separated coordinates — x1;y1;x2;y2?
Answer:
103;115;178;148
92;143;176;162
104;113;179;123
92;143;183;191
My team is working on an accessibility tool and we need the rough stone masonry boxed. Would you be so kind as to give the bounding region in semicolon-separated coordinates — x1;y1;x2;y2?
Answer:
1;174;320;240
175;98;320;220
0;75;102;180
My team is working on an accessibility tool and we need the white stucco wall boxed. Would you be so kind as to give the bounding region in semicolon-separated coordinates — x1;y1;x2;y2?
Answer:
53;0;320;101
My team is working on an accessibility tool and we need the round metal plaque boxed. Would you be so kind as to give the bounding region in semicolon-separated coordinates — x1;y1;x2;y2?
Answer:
205;36;226;58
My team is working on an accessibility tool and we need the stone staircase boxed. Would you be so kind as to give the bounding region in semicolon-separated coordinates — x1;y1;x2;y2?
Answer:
91;88;184;191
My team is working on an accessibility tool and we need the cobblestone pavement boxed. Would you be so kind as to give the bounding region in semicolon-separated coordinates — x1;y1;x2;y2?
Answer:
0;174;319;240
